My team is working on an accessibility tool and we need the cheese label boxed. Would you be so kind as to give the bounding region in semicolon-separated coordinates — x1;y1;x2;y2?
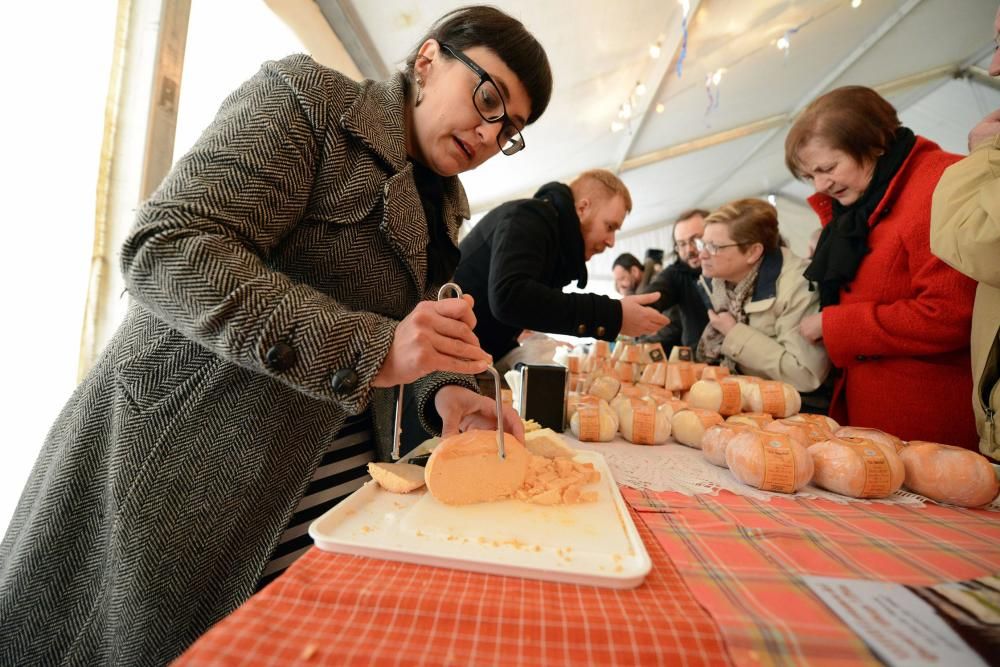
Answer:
719;381;743;416
577;404;601;442
630;399;656;445
843;438;892;498
759;381;786;416
760;436;796;493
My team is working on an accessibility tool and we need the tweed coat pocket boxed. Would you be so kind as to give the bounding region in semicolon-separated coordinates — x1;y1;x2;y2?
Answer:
115;327;216;414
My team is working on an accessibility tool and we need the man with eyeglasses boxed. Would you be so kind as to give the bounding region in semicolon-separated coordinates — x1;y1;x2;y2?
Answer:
639;208;714;351
454;169;669;365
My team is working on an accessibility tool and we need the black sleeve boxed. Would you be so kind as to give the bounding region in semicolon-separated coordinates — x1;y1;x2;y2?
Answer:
487;203;622;340
638;266;681;312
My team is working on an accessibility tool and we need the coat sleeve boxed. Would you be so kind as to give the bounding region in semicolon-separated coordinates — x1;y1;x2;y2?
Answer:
722;267;830;392
930;136;1000;288
487;203;623;340
639;266;682;311
822;211;977;366
120;59;396;414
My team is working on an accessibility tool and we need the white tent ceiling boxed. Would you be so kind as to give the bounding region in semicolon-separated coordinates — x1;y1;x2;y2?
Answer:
312;0;999;296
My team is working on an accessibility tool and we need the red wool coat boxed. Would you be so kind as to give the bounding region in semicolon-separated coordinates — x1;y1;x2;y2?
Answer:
809;136;978;449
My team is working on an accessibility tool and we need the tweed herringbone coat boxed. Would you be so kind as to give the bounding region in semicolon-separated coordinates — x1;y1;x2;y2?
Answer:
0;56;476;665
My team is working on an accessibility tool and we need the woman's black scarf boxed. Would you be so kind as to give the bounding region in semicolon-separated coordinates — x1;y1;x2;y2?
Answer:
410;160;461;287
804;126;916;308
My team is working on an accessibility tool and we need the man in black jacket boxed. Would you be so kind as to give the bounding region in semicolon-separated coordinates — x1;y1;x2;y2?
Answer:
454;169;668;362
640;208;713;350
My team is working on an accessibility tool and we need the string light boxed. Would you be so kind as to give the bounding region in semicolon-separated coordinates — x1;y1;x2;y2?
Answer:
767;194;777;206
776;36;790;51
655;103;665;113
635;82;647;96
610;120;625;133
649;42;662;59
851;0;862;8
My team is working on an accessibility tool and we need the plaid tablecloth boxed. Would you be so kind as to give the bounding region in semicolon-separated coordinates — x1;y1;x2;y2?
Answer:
624;487;1000;667
175;508;728;666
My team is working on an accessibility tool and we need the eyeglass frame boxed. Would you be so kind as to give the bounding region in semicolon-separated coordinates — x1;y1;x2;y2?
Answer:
438;42;526;156
694;238;743;256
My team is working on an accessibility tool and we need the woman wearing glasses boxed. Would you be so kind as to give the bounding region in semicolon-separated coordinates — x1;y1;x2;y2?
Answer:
695;198;830;393
786;86;977;448
0;7;551;665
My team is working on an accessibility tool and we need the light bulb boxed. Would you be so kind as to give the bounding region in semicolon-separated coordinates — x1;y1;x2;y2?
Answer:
611;121;625;133
767;194;777;206
777;36;790;51
649;44;662;59
712;69;723;86
851;0;862;8
635;83;647;97
655;103;665;114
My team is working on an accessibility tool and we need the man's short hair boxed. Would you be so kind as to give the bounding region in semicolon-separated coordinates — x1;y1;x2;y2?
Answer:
570;169;633;213
612;252;642;271
674;208;710;223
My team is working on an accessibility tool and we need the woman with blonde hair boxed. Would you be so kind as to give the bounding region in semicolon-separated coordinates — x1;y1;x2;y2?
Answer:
696;198;829;392
786;85;976;446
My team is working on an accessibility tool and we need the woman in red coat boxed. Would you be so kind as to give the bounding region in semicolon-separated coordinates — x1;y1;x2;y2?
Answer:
785;86;978;448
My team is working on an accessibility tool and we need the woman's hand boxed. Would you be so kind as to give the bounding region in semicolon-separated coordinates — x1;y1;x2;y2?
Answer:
434;385;525;442
798;312;824;343
707;309;737;336
373;295;491;387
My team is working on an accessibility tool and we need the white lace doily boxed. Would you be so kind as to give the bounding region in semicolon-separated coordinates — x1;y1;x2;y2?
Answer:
572;436;1000;511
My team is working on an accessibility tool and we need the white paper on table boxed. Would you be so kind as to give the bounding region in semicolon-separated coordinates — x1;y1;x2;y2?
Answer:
801;575;990;667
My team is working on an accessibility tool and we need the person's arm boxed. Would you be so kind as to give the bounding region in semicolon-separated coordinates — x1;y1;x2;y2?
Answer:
122;59;486;417
822;216;976;366
722;272;830;392
930;134;1000;288
487;205;623;339
638;266;682;311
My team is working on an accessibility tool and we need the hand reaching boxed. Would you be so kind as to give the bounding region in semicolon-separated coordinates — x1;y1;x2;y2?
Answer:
620;291;670;337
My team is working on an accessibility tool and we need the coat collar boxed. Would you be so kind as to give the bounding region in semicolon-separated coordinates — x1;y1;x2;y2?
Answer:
339;72;470;295
806;135;937;227
533;182;589;288
339;72;470;239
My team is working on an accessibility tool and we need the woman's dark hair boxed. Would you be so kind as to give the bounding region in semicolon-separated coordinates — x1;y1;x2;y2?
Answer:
784;86;900;178
405;6;553;125
703;199;781;253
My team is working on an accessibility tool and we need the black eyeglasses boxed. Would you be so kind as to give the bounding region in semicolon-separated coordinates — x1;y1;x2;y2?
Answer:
694;238;742;256
439;43;525;156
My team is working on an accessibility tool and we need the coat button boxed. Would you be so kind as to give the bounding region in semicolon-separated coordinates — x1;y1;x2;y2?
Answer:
596;326;606;337
265;342;297;372
577;324;587;335
330;368;359;394
856;354;867;361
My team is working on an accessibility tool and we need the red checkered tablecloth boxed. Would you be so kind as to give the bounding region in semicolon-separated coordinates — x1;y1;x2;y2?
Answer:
624;487;1000;667
175;508;729;666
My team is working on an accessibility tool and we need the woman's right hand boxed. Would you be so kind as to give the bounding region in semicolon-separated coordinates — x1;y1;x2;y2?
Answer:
620;292;670;337
372;295;491;387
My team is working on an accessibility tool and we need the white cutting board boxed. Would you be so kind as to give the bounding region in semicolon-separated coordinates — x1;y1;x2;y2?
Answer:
309;450;651;588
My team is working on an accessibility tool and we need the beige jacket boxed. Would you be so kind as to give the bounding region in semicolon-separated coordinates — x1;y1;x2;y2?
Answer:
930;135;1000;459
720;247;831;392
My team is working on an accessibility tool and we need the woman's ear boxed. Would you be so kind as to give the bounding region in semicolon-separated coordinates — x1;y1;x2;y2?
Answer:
746;242;764;265
414;39;441;80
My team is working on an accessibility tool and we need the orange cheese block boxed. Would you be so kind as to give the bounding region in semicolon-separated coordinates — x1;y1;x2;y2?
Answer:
742;380;801;417
570;399;618;442
587;375;621;403
665;362;699;392
616;397;673;445
899;441;1000;508
701;366;731;381
765;418;831;448
807;436;904;498
835;426;905;453
725;431;814;493
701;423;756;467
639;362;667;385
786;413;840;432
726;412;774;428
671;408;725;449
425;430;529;505
687;379;744;416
